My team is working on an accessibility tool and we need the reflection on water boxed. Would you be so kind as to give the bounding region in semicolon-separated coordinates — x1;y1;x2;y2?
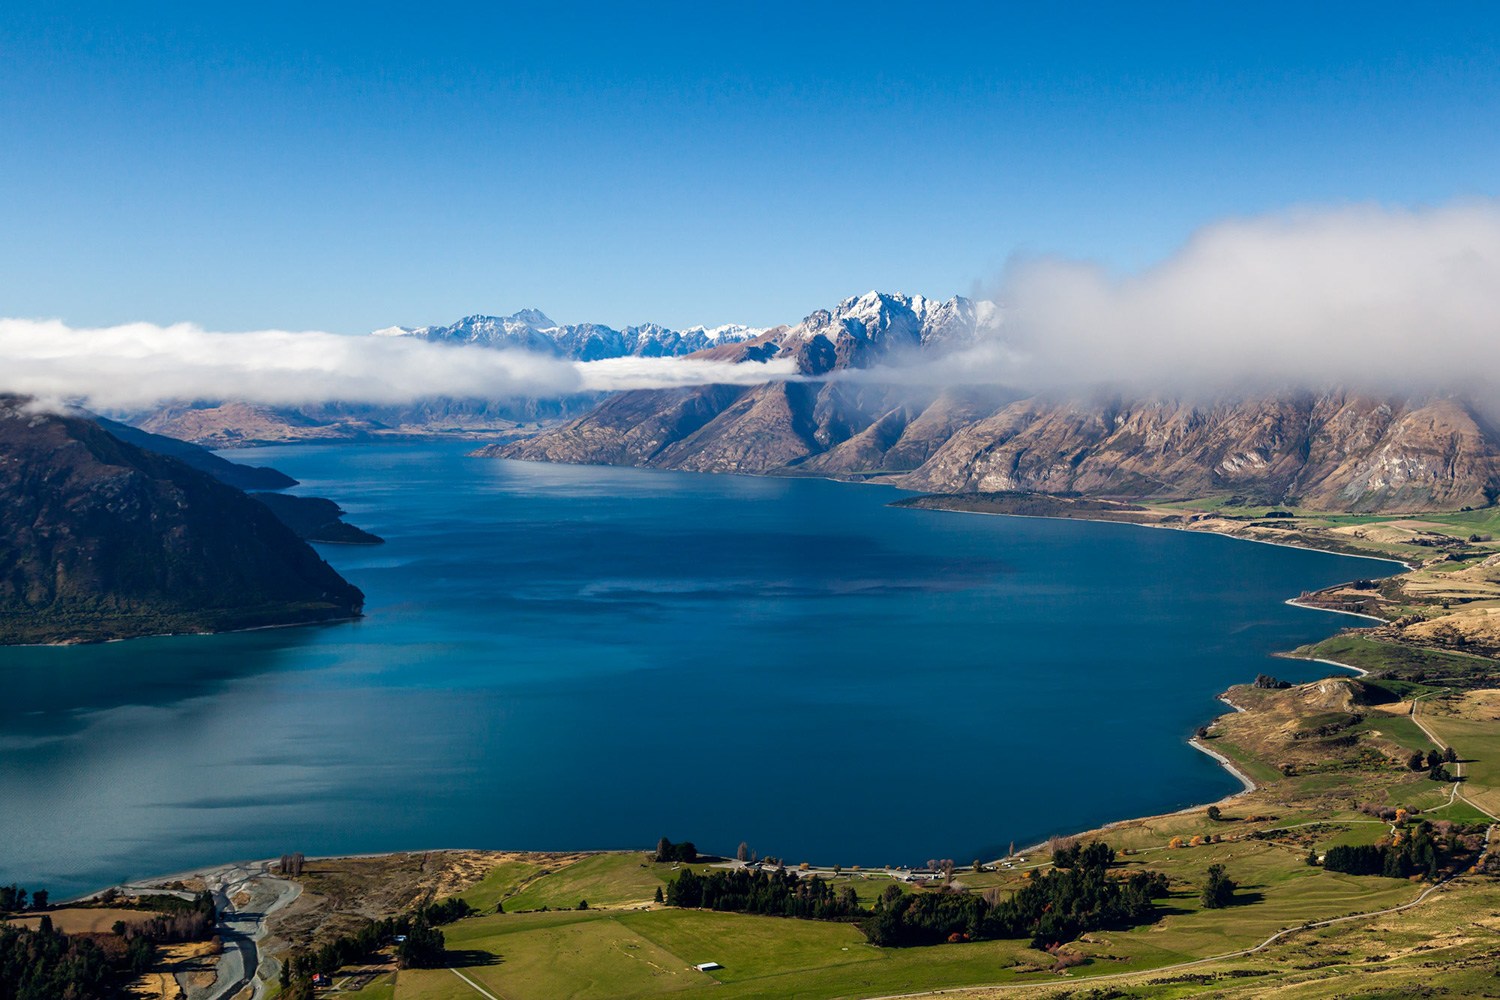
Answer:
0;442;1402;897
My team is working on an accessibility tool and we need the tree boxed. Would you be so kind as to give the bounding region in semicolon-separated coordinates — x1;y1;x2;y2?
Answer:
1200;864;1237;909
1408;752;1426;771
736;842;750;863
655;838;697;863
29;890;47;911
1206;805;1221;822
395;917;445;969
125;934;155;974
1444;747;1458;764
577;900;588;910
653;886;663;904
1427;749;1442;770
1305;849;1319;866
1430;763;1453;782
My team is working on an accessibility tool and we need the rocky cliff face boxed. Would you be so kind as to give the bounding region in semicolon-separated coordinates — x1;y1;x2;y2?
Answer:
0;397;365;643
486;385;1500;512
903;393;1500;510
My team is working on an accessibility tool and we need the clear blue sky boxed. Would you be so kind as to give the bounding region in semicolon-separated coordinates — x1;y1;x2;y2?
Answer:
3;2;1498;332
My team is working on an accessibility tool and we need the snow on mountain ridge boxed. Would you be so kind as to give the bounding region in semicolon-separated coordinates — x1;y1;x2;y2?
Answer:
375;293;999;368
773;291;1002;374
377;310;767;361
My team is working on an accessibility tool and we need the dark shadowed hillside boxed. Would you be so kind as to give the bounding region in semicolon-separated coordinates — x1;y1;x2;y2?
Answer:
0;397;364;644
92;415;298;489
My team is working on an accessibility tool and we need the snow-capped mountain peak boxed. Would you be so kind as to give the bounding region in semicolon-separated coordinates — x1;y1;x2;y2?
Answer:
372;292;997;369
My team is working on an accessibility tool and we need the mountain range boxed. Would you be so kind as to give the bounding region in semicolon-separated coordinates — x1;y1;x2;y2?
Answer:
479;292;1500;513
121;290;1500;513
131;293;997;445
372;308;765;361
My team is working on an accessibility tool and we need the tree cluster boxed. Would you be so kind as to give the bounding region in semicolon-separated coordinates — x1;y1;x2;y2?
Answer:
655;837;697;863
0;922;129;1000
278;895;472;997
278;853;306;877
111;891;217;947
1320;821;1471;878
1252;674;1291;689
665;868;860;921
395;916;446;970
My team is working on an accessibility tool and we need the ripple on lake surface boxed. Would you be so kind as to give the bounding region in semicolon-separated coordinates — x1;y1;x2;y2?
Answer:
0;442;1402;897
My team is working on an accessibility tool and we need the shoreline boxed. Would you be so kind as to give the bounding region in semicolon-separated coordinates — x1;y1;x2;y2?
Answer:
8;612;363;649
1188;737;1257;793
1284;597;1390;624
894;496;1415;573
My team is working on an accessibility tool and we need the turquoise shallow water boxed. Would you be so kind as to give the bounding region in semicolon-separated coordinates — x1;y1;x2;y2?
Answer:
0;442;1400;898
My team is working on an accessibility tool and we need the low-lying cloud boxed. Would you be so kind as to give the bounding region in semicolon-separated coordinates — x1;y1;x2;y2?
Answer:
947;200;1500;394
574;355;799;391
6;201;1496;413
0;318;796;410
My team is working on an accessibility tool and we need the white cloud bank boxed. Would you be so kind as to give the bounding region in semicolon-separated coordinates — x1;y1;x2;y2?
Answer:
574;354;800;391
0;318;797;410
951;201;1500;393
5;201;1496;412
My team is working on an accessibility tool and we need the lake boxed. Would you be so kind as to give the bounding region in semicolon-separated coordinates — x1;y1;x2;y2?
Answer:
0;442;1400;898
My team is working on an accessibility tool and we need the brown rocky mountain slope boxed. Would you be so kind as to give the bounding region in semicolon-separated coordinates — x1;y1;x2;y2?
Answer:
0;397;364;643
485;386;1500;513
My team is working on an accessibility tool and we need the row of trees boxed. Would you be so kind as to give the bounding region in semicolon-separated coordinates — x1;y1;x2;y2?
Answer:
663;840;1180;951
665;868;861;921
0;887;45;913
1408;748;1459;770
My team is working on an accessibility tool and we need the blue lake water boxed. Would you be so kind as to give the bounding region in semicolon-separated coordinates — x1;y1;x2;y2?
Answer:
0;442;1400;898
